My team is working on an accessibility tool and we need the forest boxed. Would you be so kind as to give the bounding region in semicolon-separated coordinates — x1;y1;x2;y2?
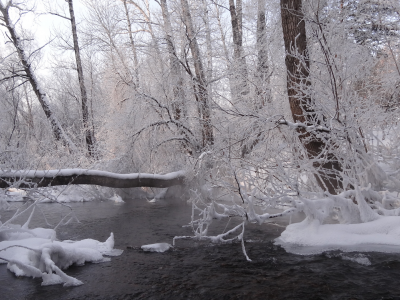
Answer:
1;0;400;291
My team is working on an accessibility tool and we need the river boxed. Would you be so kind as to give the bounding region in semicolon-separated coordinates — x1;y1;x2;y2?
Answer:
1;197;400;299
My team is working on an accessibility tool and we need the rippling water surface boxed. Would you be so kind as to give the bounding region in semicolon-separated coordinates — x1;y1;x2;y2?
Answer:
1;198;400;299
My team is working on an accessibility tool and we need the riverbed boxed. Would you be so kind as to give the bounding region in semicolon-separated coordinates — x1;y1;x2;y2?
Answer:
1;197;400;299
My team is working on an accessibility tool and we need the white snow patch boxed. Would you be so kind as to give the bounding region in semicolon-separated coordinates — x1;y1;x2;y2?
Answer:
0;231;123;286
325;252;371;266
3;188;27;202
141;243;173;253
109;194;124;203
0;169;185;181
275;216;400;255
340;254;371;266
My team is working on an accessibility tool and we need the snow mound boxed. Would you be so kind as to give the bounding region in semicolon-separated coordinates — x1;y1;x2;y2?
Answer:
141;243;173;253
109;194;124;203
0;231;123;286
275;216;400;255
3;188;27;202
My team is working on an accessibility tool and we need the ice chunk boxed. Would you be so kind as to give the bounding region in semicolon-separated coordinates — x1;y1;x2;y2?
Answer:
141;243;173;253
109;194;124;203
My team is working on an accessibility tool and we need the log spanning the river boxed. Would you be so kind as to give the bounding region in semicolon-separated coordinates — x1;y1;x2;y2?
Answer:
0;169;186;189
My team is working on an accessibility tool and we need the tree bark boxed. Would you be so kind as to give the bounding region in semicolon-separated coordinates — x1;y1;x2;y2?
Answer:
181;0;214;148
0;170;185;189
160;0;185;121
67;0;96;157
229;0;248;101
280;0;342;194
201;0;213;93
0;2;75;151
214;1;235;99
122;0;140;89
256;0;270;107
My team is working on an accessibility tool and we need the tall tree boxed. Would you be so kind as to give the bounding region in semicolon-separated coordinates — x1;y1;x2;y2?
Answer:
229;0;248;101
181;0;214;148
122;0;140;88
67;0;96;157
255;0;270;107
0;1;75;151
280;0;342;194
160;0;185;121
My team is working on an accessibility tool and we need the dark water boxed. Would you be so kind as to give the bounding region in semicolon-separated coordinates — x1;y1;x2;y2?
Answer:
1;198;400;300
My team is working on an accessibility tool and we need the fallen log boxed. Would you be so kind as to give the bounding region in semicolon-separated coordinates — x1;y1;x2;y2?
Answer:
0;169;186;189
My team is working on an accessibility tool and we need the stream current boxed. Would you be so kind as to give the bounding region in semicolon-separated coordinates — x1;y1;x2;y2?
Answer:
1;197;400;299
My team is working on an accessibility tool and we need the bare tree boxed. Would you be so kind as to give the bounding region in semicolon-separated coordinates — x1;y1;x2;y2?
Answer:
255;0;270;107
229;0;248;101
160;0;185;121
0;1;75;151
67;0;96;157
181;0;214;148
122;0;140;89
280;0;342;194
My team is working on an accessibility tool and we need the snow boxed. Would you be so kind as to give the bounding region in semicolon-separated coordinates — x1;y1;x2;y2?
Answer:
36;186;96;203
0;231;123;286
1;186;99;203
0;169;186;181
275;216;400;255
109;193;124;203
141;243;173;253
3;188;27;202
0;197;123;287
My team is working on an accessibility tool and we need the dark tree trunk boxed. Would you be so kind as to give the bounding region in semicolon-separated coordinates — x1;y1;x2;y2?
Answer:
280;0;342;194
67;0;96;157
181;0;214;148
0;2;75;151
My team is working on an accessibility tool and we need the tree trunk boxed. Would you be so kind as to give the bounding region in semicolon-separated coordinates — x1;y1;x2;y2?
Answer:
280;0;342;194
201;0;213;95
160;0;185;121
181;0;214;148
126;0;165;75
0;170;185;189
0;2;75;151
256;0;270;107
122;0;140;89
229;0;248;101
214;1;235;99
67;0;96;157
